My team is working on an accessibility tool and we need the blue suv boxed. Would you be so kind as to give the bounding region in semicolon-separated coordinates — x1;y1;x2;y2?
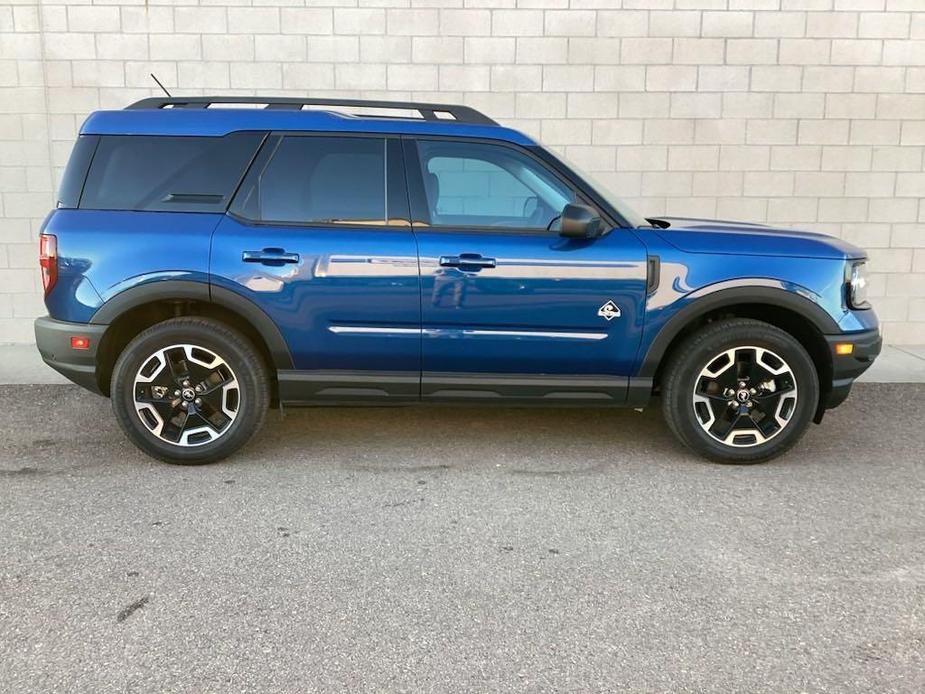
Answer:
35;97;881;465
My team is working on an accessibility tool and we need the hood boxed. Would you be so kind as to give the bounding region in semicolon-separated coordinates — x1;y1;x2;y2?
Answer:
652;217;866;261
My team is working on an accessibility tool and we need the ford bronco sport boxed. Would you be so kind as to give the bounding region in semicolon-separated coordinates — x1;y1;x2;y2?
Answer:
35;97;881;465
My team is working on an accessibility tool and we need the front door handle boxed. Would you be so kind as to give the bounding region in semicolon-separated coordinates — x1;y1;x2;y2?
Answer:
242;249;300;265
439;253;497;270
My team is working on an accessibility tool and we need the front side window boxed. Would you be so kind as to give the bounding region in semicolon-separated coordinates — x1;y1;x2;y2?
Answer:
234;135;387;226
79;133;264;213
542;148;649;229
413;140;575;231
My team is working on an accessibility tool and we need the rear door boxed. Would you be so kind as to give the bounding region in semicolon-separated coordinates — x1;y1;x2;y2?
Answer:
211;134;421;402
405;137;648;403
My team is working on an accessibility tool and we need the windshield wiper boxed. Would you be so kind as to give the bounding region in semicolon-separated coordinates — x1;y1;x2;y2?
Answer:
645;217;671;229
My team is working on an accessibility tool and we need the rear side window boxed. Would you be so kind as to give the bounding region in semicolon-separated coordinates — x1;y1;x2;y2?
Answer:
231;135;387;226
79;133;264;213
57;135;99;209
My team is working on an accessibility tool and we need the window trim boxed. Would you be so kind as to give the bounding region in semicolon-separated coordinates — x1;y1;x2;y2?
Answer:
227;131;411;231
401;135;620;236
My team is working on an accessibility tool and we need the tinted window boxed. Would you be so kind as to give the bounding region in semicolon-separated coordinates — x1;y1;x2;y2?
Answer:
79;133;264;213
414;140;574;230
57;135;99;209
234;136;387;225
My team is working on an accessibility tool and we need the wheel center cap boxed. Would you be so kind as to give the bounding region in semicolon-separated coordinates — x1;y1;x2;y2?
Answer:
736;389;750;403
181;387;195;401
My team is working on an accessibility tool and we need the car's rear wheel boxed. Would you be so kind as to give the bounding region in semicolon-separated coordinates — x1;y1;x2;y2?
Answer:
111;317;270;464
661;318;819;464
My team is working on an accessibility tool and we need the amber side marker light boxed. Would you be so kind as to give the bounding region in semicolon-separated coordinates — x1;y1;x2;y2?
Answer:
70;336;90;350
834;343;854;356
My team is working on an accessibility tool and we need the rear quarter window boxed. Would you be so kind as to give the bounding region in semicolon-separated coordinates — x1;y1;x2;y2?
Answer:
57;135;99;209
79;133;265;213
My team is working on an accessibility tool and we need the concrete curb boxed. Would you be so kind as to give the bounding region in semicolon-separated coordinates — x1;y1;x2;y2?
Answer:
3;342;924;386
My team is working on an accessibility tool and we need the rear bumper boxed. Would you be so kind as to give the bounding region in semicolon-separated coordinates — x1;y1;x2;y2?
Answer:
821;327;882;411
34;316;107;395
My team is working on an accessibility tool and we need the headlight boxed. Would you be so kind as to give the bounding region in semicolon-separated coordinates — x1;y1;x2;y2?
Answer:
847;261;870;309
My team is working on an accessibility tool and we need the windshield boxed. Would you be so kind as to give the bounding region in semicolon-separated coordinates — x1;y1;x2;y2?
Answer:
544;149;651;229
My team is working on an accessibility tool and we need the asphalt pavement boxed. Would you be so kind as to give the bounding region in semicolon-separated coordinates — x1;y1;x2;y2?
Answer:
0;383;923;693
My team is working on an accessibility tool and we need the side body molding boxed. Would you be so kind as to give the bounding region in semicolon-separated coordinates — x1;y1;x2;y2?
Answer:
89;279;293;370
634;282;840;382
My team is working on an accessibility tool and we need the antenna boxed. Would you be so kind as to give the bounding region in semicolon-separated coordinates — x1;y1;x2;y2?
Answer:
150;73;171;98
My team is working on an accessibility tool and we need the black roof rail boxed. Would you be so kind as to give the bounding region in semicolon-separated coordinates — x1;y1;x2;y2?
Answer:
125;96;498;126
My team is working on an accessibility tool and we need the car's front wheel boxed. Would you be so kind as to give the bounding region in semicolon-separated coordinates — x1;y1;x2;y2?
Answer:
111;317;270;464
661;318;819;464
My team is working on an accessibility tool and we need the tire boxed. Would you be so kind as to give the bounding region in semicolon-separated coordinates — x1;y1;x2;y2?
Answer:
111;317;270;465
661;318;819;464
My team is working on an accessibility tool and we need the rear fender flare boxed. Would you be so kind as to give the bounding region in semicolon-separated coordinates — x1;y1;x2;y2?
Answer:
90;279;293;370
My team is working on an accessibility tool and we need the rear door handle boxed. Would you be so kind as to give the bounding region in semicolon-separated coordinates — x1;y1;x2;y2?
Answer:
439;253;497;270
242;249;300;265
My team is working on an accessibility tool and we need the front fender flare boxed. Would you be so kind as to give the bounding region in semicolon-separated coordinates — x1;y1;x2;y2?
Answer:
636;282;840;380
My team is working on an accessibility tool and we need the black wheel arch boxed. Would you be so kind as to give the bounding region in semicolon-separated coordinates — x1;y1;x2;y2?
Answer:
91;280;292;395
640;286;838;420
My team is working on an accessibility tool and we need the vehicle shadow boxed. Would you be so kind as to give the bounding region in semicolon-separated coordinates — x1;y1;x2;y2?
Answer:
0;383;920;476
253;402;679;475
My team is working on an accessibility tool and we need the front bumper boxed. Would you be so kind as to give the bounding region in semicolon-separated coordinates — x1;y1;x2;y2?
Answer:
34;316;108;395
821;327;882;412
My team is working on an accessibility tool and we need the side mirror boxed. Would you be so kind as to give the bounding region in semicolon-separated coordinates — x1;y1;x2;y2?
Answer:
559;203;604;239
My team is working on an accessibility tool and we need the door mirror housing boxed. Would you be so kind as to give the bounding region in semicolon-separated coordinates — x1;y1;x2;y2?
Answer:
559;203;604;239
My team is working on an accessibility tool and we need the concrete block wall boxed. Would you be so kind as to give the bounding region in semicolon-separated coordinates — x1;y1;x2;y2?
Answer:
1;1;923;344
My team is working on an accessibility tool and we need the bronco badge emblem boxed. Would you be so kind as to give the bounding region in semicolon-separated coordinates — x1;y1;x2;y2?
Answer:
597;300;621;321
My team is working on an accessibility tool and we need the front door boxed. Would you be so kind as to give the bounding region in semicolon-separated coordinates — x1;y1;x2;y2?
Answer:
211;134;420;402
405;138;648;403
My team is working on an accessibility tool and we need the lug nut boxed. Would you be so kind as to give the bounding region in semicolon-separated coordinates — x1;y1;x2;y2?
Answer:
728;401;737;408
746;400;753;407
194;398;202;406
174;390;180;396
195;385;203;393
182;380;190;387
180;402;188;409
738;381;746;389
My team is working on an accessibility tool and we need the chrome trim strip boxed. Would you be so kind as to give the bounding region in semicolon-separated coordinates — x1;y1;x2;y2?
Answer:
424;328;607;341
329;325;608;341
328;326;420;335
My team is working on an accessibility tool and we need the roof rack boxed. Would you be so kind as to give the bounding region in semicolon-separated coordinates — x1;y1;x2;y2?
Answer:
126;96;498;126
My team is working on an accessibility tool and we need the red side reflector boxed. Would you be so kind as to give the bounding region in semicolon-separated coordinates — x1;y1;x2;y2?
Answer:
70;336;90;350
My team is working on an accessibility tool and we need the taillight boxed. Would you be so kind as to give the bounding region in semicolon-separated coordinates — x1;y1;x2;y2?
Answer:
39;233;57;296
